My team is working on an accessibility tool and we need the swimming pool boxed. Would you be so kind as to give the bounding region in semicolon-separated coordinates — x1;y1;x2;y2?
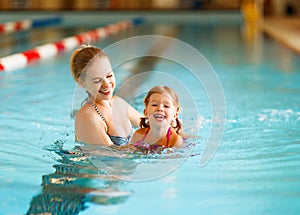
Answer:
1;11;300;215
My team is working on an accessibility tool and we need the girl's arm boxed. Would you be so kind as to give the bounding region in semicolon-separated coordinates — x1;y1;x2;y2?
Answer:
173;135;183;148
129;128;146;145
169;129;184;148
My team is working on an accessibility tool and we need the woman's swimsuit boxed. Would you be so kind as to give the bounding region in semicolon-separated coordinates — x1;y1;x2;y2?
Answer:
133;127;172;152
89;100;132;146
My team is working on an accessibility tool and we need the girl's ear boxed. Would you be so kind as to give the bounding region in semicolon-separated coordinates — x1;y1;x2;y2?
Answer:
174;111;179;120
143;109;147;117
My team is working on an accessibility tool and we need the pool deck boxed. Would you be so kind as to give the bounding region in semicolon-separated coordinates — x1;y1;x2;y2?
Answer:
262;16;300;55
0;11;299;56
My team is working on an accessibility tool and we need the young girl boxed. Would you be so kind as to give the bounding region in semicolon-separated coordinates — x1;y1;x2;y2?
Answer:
70;45;142;146
131;86;183;152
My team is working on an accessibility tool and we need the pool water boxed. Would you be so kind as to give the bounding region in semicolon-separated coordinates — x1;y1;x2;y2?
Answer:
1;12;300;215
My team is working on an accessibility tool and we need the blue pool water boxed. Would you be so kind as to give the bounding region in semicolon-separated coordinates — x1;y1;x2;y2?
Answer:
1;12;300;215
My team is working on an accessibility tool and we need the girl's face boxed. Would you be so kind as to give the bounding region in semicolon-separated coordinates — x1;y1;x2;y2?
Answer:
79;56;115;101
144;93;178;128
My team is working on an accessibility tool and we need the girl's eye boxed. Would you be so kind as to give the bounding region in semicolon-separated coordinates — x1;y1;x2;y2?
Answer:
164;105;170;108
93;79;102;83
151;104;158;107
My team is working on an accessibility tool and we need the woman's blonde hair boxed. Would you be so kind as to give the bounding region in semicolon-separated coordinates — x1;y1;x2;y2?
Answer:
140;85;182;134
70;45;107;81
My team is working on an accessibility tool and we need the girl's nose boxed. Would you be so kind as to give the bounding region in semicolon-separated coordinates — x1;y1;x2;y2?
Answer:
156;104;164;111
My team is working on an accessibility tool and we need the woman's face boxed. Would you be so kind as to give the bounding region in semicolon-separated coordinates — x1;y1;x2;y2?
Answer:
144;93;178;128
80;56;115;101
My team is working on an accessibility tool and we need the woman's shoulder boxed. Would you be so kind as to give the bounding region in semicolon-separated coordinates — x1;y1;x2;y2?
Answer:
113;96;128;105
76;103;96;120
113;96;123;101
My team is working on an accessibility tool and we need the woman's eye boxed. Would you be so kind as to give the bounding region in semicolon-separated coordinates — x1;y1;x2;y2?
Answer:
107;74;113;78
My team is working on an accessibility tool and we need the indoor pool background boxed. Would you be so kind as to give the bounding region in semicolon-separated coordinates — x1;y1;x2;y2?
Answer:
1;12;300;215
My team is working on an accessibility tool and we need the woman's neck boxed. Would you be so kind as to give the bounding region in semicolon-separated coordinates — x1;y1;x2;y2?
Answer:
90;96;112;108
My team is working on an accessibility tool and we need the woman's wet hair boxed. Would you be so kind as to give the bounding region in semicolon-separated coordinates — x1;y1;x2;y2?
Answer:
70;45;108;81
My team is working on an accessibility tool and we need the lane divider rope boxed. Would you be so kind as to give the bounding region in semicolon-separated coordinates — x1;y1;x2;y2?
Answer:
0;17;144;72
0;16;62;34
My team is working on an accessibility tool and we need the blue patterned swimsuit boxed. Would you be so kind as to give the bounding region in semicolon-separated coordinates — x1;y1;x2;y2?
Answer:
88;100;132;146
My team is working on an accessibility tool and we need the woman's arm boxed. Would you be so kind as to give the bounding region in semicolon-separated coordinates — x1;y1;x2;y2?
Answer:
127;104;143;128
75;107;114;146
114;96;143;128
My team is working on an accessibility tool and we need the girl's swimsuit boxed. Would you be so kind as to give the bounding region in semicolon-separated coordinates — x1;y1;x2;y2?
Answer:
133;127;172;152
88;100;132;146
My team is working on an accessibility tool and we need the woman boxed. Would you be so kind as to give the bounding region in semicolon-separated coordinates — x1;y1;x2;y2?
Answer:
70;46;142;146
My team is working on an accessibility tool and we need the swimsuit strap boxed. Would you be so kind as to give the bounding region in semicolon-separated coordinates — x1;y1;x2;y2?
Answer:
139;128;149;142
165;127;172;148
141;129;149;141
88;100;107;126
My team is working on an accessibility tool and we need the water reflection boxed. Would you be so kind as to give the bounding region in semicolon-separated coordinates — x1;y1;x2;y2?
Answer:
26;136;192;214
26;142;134;214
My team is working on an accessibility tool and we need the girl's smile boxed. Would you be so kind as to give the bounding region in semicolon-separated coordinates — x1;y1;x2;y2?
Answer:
153;113;166;121
145;93;177;127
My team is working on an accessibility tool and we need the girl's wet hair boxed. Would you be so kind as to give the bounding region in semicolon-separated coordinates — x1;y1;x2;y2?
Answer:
139;85;182;134
70;45;108;81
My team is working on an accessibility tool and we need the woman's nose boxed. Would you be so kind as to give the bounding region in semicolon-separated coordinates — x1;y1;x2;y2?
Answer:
101;78;109;86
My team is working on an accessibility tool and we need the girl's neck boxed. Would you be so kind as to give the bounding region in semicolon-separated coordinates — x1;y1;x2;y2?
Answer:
146;126;170;143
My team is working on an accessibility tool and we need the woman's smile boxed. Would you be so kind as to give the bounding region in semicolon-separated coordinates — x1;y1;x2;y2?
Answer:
99;87;112;96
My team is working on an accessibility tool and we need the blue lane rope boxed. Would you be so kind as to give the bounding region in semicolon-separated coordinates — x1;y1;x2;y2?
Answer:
31;17;63;28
